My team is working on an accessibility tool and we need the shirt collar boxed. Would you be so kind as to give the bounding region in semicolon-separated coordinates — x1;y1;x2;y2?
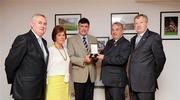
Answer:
79;34;87;40
137;29;147;37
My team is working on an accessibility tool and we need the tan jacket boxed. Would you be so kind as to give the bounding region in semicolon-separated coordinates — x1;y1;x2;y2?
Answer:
67;34;97;83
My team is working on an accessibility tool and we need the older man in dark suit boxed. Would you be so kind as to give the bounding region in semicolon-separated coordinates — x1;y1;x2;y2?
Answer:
5;13;49;100
97;22;131;100
129;14;166;100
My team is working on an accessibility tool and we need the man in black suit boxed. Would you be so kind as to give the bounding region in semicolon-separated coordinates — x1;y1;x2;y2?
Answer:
129;14;166;100
5;13;49;100
97;22;131;100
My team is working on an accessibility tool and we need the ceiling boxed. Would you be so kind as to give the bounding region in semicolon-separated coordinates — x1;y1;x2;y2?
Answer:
135;0;180;2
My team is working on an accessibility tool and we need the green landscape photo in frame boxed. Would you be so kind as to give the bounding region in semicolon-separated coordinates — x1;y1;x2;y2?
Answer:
55;14;81;34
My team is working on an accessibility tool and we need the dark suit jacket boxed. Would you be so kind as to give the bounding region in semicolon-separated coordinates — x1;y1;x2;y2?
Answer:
5;30;49;99
101;36;131;87
129;29;166;92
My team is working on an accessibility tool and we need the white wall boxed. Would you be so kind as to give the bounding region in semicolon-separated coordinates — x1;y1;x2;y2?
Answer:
1;0;180;100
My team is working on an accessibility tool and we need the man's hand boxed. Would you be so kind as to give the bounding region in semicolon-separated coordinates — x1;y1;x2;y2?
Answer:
84;55;92;64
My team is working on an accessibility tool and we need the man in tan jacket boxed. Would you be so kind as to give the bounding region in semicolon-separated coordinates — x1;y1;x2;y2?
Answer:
67;17;97;100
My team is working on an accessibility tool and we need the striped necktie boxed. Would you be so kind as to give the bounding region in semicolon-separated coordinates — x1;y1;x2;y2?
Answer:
82;36;88;51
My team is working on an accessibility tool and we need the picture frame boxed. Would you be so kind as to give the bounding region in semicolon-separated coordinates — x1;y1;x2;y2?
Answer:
55;14;81;34
160;11;180;40
123;33;136;42
96;37;109;53
64;34;76;47
66;33;76;38
111;12;139;34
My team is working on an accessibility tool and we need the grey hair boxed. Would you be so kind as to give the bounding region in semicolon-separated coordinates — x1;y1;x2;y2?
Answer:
134;14;148;22
32;13;46;21
112;22;123;29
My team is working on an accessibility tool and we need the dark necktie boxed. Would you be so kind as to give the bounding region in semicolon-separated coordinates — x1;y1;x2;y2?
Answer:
82;36;88;51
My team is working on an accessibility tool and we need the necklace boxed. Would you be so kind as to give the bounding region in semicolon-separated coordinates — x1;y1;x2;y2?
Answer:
55;45;67;61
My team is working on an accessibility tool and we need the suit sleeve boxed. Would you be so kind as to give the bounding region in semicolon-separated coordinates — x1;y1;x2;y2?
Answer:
5;35;27;84
103;41;131;66
67;38;85;68
152;35;166;78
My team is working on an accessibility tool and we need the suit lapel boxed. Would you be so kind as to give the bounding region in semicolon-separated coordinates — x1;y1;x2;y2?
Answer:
103;39;113;55
104;37;123;55
29;30;45;61
135;29;150;49
42;38;49;64
76;35;89;54
87;35;94;53
131;36;136;49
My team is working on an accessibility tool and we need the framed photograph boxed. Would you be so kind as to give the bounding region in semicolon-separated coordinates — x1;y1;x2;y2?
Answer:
111;12;139;34
160;11;180;40
64;34;76;48
67;33;76;38
96;37;109;53
123;33;136;42
55;14;81;34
